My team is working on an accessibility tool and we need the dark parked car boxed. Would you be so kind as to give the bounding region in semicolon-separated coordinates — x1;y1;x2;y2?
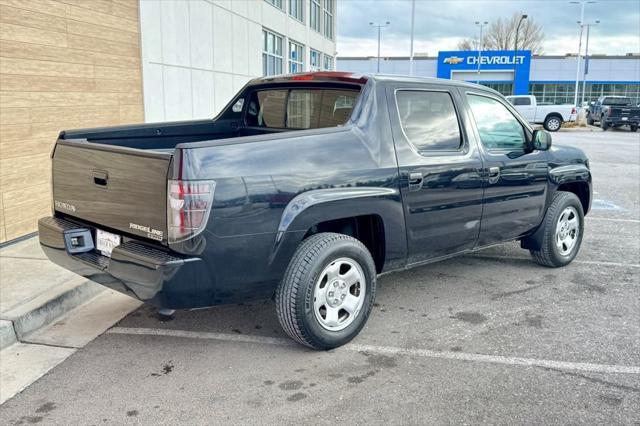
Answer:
587;96;640;131
39;73;592;349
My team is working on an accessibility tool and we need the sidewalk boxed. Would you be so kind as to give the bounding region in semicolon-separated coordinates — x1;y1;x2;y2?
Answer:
0;237;141;404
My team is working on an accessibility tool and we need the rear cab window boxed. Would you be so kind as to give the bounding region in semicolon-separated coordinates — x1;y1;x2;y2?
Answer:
395;90;463;152
509;97;531;106
245;87;360;129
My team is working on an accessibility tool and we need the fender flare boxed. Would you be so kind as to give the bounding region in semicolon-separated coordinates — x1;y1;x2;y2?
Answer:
522;165;592;250
268;187;405;271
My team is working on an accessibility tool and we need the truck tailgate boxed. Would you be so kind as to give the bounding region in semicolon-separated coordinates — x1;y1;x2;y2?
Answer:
52;140;171;243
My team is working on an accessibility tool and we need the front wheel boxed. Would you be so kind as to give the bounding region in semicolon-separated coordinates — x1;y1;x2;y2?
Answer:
530;191;584;267
601;120;609;131
275;233;377;350
630;124;638;132
544;115;562;132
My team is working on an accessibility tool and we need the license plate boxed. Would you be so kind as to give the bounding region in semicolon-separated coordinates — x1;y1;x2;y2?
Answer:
622;117;628;120
96;229;121;257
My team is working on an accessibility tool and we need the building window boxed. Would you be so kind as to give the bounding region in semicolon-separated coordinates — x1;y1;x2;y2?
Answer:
265;0;283;10
323;54;334;71
262;29;283;76
289;41;304;73
310;49;322;71
289;0;303;22
310;0;321;33
323;0;334;39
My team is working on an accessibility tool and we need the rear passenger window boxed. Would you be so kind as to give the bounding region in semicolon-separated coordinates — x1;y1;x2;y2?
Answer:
396;90;462;152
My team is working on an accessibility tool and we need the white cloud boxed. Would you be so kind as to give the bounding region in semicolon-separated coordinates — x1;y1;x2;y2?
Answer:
337;0;640;57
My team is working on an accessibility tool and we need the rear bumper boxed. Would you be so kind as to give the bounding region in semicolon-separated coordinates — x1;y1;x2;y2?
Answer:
38;216;211;309
605;117;639;126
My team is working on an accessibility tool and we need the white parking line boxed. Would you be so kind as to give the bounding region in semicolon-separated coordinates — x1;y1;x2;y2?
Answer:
587;217;640;223
107;327;640;375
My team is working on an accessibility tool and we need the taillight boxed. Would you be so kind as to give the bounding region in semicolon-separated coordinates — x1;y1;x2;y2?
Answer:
571;107;576;114
167;180;215;243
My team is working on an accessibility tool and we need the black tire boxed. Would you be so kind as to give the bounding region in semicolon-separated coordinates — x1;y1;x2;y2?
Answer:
631;124;638;132
275;232;377;350
530;191;584;268
586;114;594;125
601;120;609;131
543;115;562;132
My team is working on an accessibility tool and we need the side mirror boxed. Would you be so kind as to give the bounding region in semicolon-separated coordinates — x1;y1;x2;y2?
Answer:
532;129;552;151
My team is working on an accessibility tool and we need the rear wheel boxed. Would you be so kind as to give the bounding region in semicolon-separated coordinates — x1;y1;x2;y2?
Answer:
530;192;584;267
586;114;594;125
275;232;377;350
631;124;638;132
544;115;562;132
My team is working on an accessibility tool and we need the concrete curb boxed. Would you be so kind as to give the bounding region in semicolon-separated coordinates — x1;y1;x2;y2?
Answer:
0;277;104;349
0;320;17;349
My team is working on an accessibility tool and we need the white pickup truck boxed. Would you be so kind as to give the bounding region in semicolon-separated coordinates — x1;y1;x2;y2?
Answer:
506;95;577;132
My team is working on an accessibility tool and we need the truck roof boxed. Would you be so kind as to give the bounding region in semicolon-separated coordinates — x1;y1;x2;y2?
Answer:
253;72;500;94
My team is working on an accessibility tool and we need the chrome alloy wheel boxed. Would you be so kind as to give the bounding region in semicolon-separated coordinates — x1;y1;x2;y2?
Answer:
547;117;561;131
313;257;366;332
556;206;580;256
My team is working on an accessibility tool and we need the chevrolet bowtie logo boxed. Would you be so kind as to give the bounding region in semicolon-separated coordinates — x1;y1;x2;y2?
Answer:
443;56;464;65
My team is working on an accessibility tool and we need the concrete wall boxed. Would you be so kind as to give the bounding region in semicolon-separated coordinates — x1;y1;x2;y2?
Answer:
0;0;144;243
139;0;337;122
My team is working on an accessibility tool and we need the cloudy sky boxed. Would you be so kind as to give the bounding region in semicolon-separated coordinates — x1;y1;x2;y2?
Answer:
336;0;640;57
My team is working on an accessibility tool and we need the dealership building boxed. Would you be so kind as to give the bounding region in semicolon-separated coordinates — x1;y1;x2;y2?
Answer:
0;0;337;242
338;50;640;106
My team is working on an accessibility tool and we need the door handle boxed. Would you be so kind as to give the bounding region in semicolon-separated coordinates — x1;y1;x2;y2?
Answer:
408;172;423;191
488;166;500;184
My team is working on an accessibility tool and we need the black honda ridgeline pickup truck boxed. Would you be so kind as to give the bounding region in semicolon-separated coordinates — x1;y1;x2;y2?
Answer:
39;72;592;349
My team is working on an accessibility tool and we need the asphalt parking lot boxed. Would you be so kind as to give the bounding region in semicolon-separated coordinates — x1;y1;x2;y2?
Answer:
1;129;639;425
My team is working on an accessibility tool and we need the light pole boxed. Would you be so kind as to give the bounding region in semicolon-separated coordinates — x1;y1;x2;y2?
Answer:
409;0;416;75
513;14;528;95
581;20;599;106
370;21;391;73
570;1;596;108
475;21;488;84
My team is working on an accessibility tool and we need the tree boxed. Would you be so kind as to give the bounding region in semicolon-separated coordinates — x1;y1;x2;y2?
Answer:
457;13;545;54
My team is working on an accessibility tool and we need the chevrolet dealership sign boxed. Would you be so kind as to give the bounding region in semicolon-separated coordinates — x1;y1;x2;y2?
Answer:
437;50;532;95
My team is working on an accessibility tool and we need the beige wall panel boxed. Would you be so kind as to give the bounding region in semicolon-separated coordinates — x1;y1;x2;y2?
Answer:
0;91;121;108
0;137;54;159
0;40;140;69
0;57;95;79
67;33;139;57
0;0;143;242
64;3;139;33
66;20;139;46
0;1;69;19
0;74;96;92
0;22;68;47
0;5;68;33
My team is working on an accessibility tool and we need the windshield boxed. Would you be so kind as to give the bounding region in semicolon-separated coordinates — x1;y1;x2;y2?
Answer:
602;97;632;106
245;88;360;129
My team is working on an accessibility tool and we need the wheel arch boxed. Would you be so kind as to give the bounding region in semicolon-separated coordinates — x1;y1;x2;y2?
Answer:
557;181;591;215
269;187;406;275
545;112;564;122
